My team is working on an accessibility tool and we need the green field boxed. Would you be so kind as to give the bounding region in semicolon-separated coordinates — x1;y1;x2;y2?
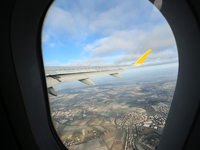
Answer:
146;111;160;116
139;128;162;136
99;140;106;146
89;126;104;136
116;130;123;140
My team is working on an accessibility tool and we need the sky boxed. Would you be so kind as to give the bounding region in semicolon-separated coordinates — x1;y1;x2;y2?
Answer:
42;0;178;70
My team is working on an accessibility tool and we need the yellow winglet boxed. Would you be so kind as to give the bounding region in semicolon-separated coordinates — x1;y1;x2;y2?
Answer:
135;49;152;64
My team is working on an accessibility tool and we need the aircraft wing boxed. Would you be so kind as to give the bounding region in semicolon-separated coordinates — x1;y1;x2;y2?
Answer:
45;49;152;96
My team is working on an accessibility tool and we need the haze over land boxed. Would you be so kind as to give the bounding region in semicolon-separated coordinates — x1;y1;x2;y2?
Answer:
49;66;178;150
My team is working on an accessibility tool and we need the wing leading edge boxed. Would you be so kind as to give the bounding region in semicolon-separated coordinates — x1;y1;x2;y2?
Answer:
45;49;152;96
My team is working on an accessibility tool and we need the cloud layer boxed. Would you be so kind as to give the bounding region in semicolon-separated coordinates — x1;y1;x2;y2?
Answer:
84;23;176;56
42;0;178;68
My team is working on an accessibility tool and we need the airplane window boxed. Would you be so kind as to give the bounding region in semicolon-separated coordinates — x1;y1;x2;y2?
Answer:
42;0;178;150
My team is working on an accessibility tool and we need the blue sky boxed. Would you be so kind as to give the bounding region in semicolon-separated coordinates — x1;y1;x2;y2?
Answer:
42;0;178;69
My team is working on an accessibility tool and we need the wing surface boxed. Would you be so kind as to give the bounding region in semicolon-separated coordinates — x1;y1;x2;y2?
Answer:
45;49;152;96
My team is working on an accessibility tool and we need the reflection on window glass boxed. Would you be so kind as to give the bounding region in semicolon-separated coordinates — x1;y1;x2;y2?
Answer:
42;0;178;150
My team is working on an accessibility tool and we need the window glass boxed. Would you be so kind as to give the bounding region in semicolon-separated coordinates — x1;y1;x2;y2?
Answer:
42;0;178;149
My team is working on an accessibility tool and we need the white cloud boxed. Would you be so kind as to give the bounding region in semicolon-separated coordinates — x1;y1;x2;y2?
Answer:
43;0;161;39
44;6;78;35
141;60;178;67
113;52;178;65
49;43;56;47
44;61;61;66
42;31;49;42
84;23;176;57
61;57;108;66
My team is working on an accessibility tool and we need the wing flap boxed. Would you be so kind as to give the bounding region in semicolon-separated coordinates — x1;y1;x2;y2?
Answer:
79;78;95;85
110;73;123;78
46;76;60;87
